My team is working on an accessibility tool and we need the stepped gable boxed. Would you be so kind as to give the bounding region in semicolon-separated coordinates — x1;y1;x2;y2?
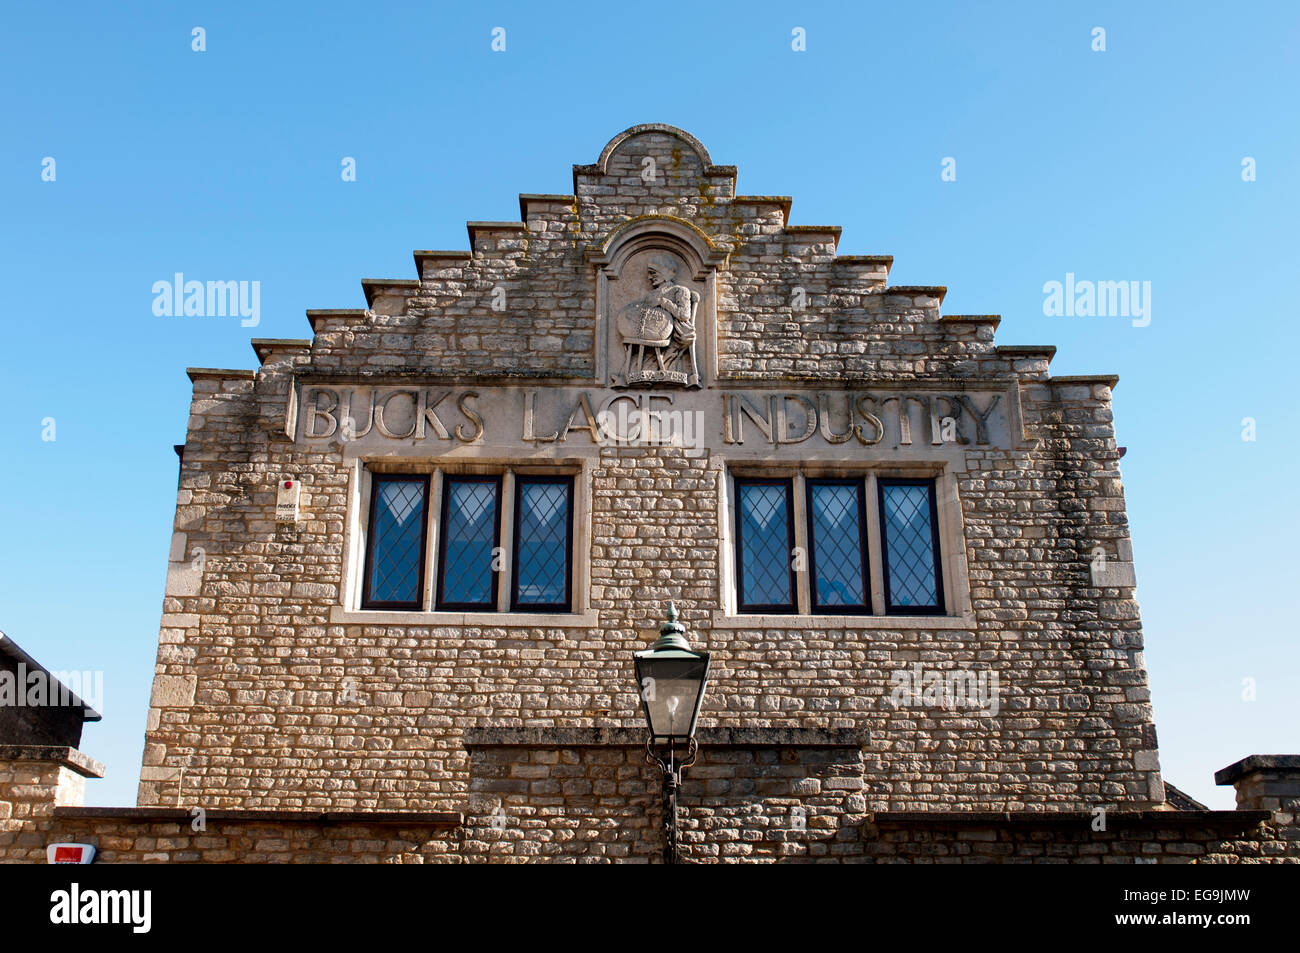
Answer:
191;124;1076;396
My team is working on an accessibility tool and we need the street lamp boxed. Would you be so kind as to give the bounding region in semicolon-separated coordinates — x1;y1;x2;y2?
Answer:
634;602;711;864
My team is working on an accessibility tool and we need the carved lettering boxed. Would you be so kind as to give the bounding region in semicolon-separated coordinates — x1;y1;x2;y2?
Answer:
938;395;967;445
817;393;854;444
957;394;1001;446
882;397;910;445
455;392;484;443
558;392;601;442
854;396;884;445
305;388;339;438
905;395;944;446
733;395;774;444
523;389;559;442
777;394;818;444
599;394;641;443
415;390;451;440
295;385;1008;452
646;394;675;444
340;388;375;438
375;389;419;439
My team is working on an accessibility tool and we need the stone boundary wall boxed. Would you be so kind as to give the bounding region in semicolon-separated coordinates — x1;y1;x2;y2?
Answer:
462;727;868;862
460;731;1298;864
0;745;103;860
29;808;461;864
868;812;1286;864
4;743;1297;864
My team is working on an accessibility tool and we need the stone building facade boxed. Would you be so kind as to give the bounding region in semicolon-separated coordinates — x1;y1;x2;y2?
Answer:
2;125;1297;862
140;123;1158;814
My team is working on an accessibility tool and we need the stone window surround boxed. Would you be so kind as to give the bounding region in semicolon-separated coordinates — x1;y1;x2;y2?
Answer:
335;456;597;626
714;462;974;629
332;456;972;632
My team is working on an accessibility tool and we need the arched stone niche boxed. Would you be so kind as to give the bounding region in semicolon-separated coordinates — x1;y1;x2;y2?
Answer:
588;218;728;390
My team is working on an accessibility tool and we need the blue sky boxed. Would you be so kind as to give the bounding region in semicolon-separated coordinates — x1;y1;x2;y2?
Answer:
1;1;1296;808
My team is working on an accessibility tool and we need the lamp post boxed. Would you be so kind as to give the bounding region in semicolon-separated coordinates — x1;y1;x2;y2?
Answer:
634;602;711;864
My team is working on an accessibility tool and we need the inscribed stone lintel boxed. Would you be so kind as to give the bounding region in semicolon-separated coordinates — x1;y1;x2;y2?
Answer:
288;381;1031;457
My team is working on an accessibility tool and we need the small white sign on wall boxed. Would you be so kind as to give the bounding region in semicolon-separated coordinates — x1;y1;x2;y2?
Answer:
276;479;301;523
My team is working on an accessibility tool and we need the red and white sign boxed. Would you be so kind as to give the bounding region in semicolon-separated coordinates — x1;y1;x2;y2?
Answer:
276;479;301;523
47;843;96;864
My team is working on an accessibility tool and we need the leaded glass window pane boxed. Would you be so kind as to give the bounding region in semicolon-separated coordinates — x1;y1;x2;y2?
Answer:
880;480;942;612
438;478;499;609
737;480;794;610
363;476;427;607
808;481;868;611
513;478;571;609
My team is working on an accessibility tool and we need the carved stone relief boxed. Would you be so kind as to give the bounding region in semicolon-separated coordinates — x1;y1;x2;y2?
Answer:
590;220;720;391
614;252;701;388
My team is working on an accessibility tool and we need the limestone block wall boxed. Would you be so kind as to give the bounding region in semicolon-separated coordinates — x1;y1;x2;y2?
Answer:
865;814;1292;864
3;744;1298;863
462;728;868;863
29;810;460;864
136;124;1162;816
0;746;102;862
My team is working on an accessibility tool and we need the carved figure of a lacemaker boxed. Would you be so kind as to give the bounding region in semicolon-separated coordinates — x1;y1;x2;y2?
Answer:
617;254;701;388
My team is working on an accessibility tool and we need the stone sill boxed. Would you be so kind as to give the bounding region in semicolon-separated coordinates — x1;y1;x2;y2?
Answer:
872;810;1271;828
464;727;868;748
54;807;462;827
710;611;975;631
0;745;105;778
329;606;599;628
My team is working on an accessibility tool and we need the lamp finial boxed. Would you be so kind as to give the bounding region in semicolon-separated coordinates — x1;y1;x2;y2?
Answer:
653;601;690;649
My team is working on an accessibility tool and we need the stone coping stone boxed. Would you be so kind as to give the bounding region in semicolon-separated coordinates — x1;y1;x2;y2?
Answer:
996;344;1057;356
463;727;867;749
884;285;946;300
186;367;256;381
941;313;1001;325
1049;374;1119;388
54;807;462;827
872;810;1270;828
0;745;105;778
833;253;892;264
1215;755;1300;786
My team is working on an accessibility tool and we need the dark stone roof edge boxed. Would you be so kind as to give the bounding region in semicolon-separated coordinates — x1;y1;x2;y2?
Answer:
834;254;893;265
464;727;867;748
785;224;842;235
54;807;462;827
1162;781;1210;812
186;367;257;382
0;634;102;719
996;344;1057;357
1215;754;1300;785
872;810;1270;828
885;285;947;300
0;745;106;778
1048;373;1119;389
412;250;473;261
